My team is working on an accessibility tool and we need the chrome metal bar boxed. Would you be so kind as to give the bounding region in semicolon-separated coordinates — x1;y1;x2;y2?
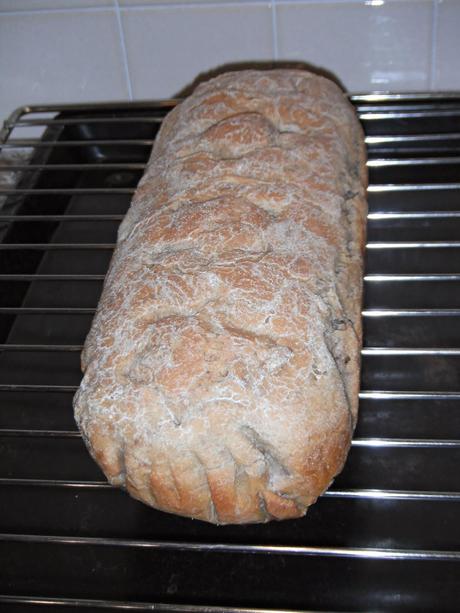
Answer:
0;274;104;281
8;273;454;283
2;478;459;503
0;307;95;314
368;157;460;166
5;241;459;251
367;241;460;249
365;273;460;282
356;102;460;112
362;309;460;317
0;594;319;613
2;139;155;148
6;345;455;355
0;163;146;171
2;387;456;397
6;307;456;316
361;110;460;120
9;307;457;317
9;307;442;317
352;438;460;448
325;489;460;501
0;162;146;172
10;116;164;127
351;92;460;102
0;429;79;438
366;133;460;144
0;532;458;560
0;344;82;351
368;183;460;192
0;107;24;144
0;244;115;250
362;347;460;356
0;478;109;489
2;158;459;172
9;105;452;128
359;391;460;400
0;384;78;392
0;215;124;222
15;96;451;115
0;188;134;195
370;147;460;155
368;212;460;220
0;477;456;507
19;100;179;113
2;428;457;448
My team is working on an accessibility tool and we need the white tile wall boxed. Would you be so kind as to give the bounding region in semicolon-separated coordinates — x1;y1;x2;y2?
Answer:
0;8;128;123
0;0;459;125
0;0;113;10
433;0;460;90
276;0;432;92
122;4;273;99
118;0;254;4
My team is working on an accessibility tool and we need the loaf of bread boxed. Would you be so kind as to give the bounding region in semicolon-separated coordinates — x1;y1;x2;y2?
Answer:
74;69;367;524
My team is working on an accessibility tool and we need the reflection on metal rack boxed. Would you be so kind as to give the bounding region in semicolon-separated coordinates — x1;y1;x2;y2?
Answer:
1;94;460;611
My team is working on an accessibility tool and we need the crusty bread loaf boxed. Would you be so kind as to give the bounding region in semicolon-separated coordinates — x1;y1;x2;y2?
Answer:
74;69;367;524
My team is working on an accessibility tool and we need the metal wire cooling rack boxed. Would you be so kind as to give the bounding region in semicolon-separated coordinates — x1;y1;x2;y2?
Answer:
1;93;460;611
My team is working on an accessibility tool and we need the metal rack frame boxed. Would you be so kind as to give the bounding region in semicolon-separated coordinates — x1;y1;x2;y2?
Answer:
1;94;460;611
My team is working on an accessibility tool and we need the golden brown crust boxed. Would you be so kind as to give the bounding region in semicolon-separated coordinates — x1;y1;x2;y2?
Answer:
74;69;367;524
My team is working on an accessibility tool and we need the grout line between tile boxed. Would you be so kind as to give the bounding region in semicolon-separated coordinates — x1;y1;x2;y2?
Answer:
0;0;370;16
271;0;279;60
114;0;134;100
118;0;367;7
0;6;114;16
0;0;375;14
272;0;386;3
117;2;270;10
430;0;440;90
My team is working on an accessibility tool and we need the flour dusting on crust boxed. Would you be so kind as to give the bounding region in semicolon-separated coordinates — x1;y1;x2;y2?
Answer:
73;69;367;524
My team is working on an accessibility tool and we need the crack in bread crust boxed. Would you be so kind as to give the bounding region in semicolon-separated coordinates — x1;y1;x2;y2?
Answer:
74;69;367;525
